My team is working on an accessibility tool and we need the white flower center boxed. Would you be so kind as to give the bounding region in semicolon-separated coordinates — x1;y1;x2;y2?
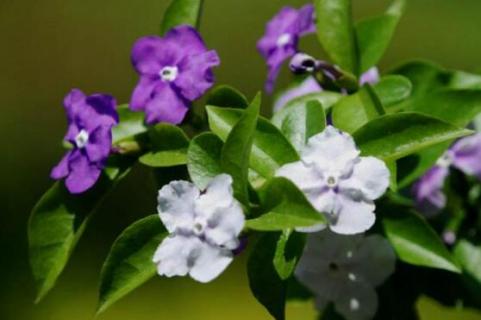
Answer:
348;273;357;281
276;33;291;47
74;129;89;148
350;298;360;311
192;218;207;236
326;175;338;188
436;152;453;168
159;66;178;82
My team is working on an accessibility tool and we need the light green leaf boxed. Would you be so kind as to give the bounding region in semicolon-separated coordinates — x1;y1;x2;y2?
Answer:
207;106;299;179
272;99;326;152
221;93;260;205
382;204;461;273
28;157;133;302
246;178;325;231
248;232;287;320
454;240;481;283
97;215;167;314
160;0;204;34
356;0;406;73
353;112;472;162
112;105;147;144
373;75;412;107
273;230;306;280
332;84;385;133
187;133;223;190
139;124;189;167
315;0;358;74
206;85;249;108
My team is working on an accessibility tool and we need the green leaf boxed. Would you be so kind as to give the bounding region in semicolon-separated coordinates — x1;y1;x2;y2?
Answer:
187;132;223;190
356;0;406;73
220;93;260;205
274;90;343;114
112;105;147;144
248;232;287;320
97;215;167;314
315;0;358;74
28;157;133;302
245;178;325;231
206;85;249;108
373;75;412;107
139;123;189;167
353;112;472;162
272;99;326;152
454;240;481;284
273;230;306;280
160;0;204;34
207;106;299;179
332;84;385;133
382;204;461;273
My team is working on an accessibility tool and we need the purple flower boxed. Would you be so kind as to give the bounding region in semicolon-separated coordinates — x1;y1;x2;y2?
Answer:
359;67;380;86
413;134;481;215
130;26;220;125
51;89;118;194
257;4;315;93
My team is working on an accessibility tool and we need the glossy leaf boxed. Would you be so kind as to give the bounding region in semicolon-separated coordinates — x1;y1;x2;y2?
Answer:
353;112;472;162
220;93;260;205
207;106;299;179
245;178;325;231
160;0;204;34
332;84;385;133
206;85;249;108
248;232;287;320
315;0;358;74
373;75;412;107
28;157;133;302
356;0;406;73
454;240;481;283
272;99;326;151
382;204;461;273
112;105;147;144
187;133;223;190
139;124;189;167
97;215;167;314
273;230;306;280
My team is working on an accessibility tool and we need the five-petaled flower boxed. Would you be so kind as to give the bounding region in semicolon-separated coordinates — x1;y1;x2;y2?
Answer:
50;89;118;194
153;174;245;283
276;126;390;234
257;4;315;93
413;133;481;215
295;231;396;320
130;25;220;125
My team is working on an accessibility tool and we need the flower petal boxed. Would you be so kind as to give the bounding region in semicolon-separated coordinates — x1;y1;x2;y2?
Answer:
131;36;165;75
340;156;390;201
65;150;102;194
153;235;196;278
302;126;360;175
273;76;322;112
189;241;233;283
412;166;449;216
329;196;376;235
164;25;209;56
359;67;380;86
85;126;112;162
451;134;481;179
157;180;200;233
334;282;378;320
145;85;190;124
130;76;157;111
50;151;72;180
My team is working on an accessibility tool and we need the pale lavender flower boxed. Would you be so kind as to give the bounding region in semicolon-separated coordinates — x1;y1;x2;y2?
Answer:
130;25;220;124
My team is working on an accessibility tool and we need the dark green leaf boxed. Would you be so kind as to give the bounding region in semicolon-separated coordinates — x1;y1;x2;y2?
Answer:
248;232;287;320
206;85;249;108
353;112;472;162
160;0;204;34
112;105;147;144
187;133;223;190
382;204;461;273
356;0;406;73
207;106;299;179
315;0;358;74
28;157;133;302
373;75;412;107
332;84;385;133
246;178;325;231
139;123;189;167
272;99;326;151
221;93;260;205
273;230;306;280
97;215;167;314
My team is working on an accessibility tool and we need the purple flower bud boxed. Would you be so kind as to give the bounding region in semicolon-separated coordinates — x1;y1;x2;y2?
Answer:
51;89;118;194
289;52;320;74
130;26;220;125
359;67;380;86
257;4;315;93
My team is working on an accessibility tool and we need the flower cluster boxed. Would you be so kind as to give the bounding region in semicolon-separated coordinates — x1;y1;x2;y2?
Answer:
276;126;390;234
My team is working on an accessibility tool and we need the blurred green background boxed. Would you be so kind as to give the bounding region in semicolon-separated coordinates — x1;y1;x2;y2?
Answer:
2;0;481;319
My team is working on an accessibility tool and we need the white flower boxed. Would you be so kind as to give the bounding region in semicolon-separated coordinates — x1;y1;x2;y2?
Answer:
276;125;390;234
153;174;245;283
295;231;396;320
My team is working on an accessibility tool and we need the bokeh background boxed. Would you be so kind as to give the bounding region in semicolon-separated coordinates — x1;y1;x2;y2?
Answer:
2;0;481;319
